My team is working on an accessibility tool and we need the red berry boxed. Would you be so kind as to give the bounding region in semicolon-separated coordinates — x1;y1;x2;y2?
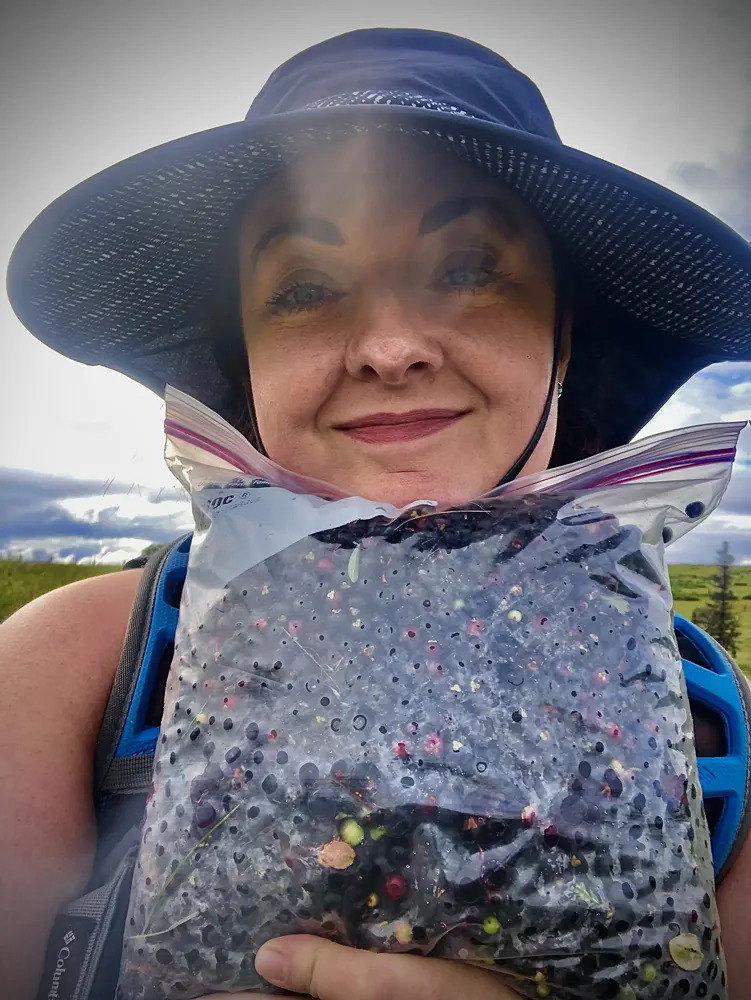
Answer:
384;873;406;900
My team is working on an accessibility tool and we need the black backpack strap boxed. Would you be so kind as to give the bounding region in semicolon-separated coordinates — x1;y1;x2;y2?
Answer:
94;534;191;797
36;842;140;1000
122;554;149;570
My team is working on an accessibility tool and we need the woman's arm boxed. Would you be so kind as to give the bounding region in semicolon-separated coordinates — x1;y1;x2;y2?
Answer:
0;570;141;1000
716;670;751;999
717;825;751;998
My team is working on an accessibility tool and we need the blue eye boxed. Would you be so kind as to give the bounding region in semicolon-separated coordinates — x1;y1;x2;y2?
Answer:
441;265;500;290
267;282;335;313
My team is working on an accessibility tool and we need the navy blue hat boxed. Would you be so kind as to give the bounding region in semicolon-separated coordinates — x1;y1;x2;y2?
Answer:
7;28;751;464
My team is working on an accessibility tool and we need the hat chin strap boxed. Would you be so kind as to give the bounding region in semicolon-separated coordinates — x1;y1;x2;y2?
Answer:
244;302;565;493
495;300;565;488
242;381;265;457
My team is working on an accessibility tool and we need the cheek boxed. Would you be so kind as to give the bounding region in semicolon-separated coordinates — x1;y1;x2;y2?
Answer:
246;334;339;445
456;312;553;404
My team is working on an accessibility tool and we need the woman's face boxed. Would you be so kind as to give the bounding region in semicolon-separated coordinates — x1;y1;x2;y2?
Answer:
238;132;568;507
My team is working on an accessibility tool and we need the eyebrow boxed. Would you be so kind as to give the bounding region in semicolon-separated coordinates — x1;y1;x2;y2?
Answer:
418;196;520;237
250;216;345;266
249;195;519;266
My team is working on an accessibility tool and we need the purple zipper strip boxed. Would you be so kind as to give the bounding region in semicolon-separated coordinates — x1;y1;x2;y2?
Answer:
167;416;738;502
165;420;347;498
583;449;737;489
164;420;259;476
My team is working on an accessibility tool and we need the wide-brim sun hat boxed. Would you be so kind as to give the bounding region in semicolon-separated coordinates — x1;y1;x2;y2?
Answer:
7;27;751;466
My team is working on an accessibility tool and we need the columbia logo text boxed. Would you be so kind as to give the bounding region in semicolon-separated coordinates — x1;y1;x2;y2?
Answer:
47;931;76;999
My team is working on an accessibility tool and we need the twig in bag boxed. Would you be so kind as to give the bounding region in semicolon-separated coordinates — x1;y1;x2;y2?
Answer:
143;803;241;934
281;626;342;699
129;908;205;941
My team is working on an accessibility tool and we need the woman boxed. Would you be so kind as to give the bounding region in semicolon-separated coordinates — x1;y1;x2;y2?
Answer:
3;27;751;1000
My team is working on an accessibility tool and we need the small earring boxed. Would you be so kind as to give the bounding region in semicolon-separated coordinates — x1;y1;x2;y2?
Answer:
557;381;564;399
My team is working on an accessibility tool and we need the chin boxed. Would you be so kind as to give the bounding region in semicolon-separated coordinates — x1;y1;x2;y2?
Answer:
352;470;500;510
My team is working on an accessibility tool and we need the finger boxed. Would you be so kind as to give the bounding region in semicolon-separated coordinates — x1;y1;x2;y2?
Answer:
254;935;522;1000
201;994;302;999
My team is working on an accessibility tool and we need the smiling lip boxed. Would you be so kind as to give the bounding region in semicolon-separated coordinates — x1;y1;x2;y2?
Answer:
336;409;468;444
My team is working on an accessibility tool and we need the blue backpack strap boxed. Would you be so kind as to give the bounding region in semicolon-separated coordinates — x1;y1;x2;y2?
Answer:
676;613;751;882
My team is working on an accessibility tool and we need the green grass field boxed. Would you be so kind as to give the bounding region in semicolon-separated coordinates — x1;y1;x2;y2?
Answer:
671;564;751;676
0;560;118;623
1;560;749;675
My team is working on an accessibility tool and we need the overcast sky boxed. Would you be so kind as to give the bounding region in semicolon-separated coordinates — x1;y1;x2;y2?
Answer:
0;0;749;564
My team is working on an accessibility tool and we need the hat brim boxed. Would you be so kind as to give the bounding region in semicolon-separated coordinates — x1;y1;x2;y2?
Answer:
7;102;751;463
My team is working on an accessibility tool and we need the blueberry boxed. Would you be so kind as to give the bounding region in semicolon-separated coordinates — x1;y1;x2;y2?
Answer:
194;803;216;829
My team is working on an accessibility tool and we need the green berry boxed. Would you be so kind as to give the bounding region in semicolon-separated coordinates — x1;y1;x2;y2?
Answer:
640;962;657;983
370;825;387;841
668;932;703;971
340;819;364;846
482;916;501;935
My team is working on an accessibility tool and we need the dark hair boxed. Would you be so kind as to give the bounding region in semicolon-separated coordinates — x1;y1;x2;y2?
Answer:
546;242;605;466
206;211;260;444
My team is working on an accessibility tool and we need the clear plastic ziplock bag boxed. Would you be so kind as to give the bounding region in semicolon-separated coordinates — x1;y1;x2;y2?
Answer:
118;387;747;1000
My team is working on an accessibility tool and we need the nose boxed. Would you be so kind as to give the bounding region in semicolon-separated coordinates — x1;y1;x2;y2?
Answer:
344;293;445;385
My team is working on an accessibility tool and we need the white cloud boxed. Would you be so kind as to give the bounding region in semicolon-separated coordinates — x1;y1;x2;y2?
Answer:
0;468;192;565
669;118;751;238
59;493;191;528
638;363;751;438
0;350;173;489
724;410;751;423
668;511;751;565
0;537;164;566
77;539;162;566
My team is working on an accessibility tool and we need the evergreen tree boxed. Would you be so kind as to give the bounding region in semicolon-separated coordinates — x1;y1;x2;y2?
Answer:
692;541;741;657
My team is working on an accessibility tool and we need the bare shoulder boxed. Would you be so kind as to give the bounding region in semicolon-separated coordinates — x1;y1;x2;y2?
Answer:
1;569;144;752
1;567;143;701
0;569;143;999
